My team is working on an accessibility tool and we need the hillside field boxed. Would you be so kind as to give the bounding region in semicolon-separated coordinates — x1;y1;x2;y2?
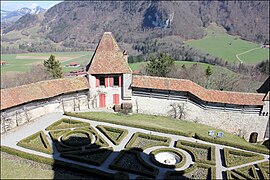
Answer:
185;23;269;64
1;52;93;74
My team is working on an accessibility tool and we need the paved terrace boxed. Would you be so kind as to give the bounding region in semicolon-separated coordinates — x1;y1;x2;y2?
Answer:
1;112;269;179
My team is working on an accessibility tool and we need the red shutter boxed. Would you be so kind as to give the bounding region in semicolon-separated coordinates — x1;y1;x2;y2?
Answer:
105;77;109;87
113;94;119;105
96;77;99;87
109;76;113;87
99;94;106;107
119;76;122;87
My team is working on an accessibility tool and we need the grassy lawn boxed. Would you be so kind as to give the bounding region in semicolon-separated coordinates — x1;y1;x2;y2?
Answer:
185;23;269;64
1;51;93;74
65;112;268;153
1;152;84;179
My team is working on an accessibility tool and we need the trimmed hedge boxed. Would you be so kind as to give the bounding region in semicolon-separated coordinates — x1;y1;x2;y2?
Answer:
64;112;193;137
226;170;245;179
61;130;92;147
109;150;159;178
175;140;215;165
60;147;113;166
45;118;90;131
232;165;259;179
125;132;171;150
257;161;270;179
0;145;114;179
149;148;186;168
17;131;53;154
223;147;265;167
49;127;109;152
164;163;216;180
96;125;128;145
194;133;269;155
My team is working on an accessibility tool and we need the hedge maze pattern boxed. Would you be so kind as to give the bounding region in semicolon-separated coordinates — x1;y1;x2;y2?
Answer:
13;118;268;180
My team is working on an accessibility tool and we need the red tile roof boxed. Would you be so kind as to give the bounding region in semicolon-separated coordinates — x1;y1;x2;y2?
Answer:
0;77;88;110
87;32;132;74
132;75;265;106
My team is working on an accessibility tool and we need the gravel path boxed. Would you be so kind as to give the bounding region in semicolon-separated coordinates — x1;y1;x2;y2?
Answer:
1;112;269;179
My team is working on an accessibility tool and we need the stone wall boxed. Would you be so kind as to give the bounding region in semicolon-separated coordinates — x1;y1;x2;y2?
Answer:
132;95;269;141
0;90;90;133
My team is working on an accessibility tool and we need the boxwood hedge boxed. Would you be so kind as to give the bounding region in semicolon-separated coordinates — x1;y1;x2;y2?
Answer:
60;147;113;166
194;133;269;155
175;140;215;165
223;147;265;167
96;125;128;145
45;118;90;131
164;163;216;180
17;131;53;154
232;165;259;179
125;132;171;151
0;145;114;179
109;150;159;178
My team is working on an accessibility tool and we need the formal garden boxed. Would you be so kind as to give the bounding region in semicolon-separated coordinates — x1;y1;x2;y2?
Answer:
1;112;269;179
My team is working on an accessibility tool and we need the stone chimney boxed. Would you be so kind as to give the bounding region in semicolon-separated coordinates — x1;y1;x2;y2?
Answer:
123;50;128;63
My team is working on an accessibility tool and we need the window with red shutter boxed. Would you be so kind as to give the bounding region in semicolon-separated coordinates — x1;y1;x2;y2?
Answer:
119;76;122;87
105;77;109;87
113;94;119;105
96;77;99;87
109;76;113;87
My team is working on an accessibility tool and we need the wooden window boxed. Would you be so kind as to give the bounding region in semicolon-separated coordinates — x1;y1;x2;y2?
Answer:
113;76;119;86
99;77;105;86
99;94;106;107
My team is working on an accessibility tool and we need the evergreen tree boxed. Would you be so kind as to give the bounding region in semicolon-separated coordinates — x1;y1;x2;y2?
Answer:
205;66;212;88
205;66;212;77
43;55;63;78
145;52;174;77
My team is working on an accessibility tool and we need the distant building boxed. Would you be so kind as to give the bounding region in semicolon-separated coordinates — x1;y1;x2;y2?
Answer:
68;62;80;67
0;61;7;66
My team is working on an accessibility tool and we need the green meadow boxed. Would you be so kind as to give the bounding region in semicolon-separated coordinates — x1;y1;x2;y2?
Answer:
185;23;269;64
1;51;93;74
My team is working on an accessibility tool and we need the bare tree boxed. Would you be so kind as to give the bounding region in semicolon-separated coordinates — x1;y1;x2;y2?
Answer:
169;103;186;119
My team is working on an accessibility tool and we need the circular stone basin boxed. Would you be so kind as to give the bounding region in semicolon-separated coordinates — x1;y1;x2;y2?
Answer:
61;131;92;147
155;152;181;165
150;148;186;168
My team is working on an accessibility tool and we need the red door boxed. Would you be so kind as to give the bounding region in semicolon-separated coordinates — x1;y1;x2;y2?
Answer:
113;94;119;105
99;94;106;108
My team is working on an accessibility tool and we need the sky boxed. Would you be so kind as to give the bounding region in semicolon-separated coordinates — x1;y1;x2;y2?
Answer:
1;1;62;11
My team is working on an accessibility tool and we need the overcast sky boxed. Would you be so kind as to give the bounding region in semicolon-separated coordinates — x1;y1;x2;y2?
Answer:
1;1;62;11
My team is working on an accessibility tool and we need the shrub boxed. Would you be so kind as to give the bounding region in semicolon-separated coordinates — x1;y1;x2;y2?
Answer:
49;127;109;152
164;163;215;179
223;147;265;167
61;130;93;147
109;149;159;178
257;161;270;179
125;132;171;150
149;148;186;168
60;147;113;166
194;133;269;155
0;146;114;179
232;165;259;179
45;118;90;131
175;140;215;165
96;125;128;145
17;131;53;154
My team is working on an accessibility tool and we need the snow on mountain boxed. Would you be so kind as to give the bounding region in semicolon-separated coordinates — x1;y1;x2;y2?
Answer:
1;6;46;22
